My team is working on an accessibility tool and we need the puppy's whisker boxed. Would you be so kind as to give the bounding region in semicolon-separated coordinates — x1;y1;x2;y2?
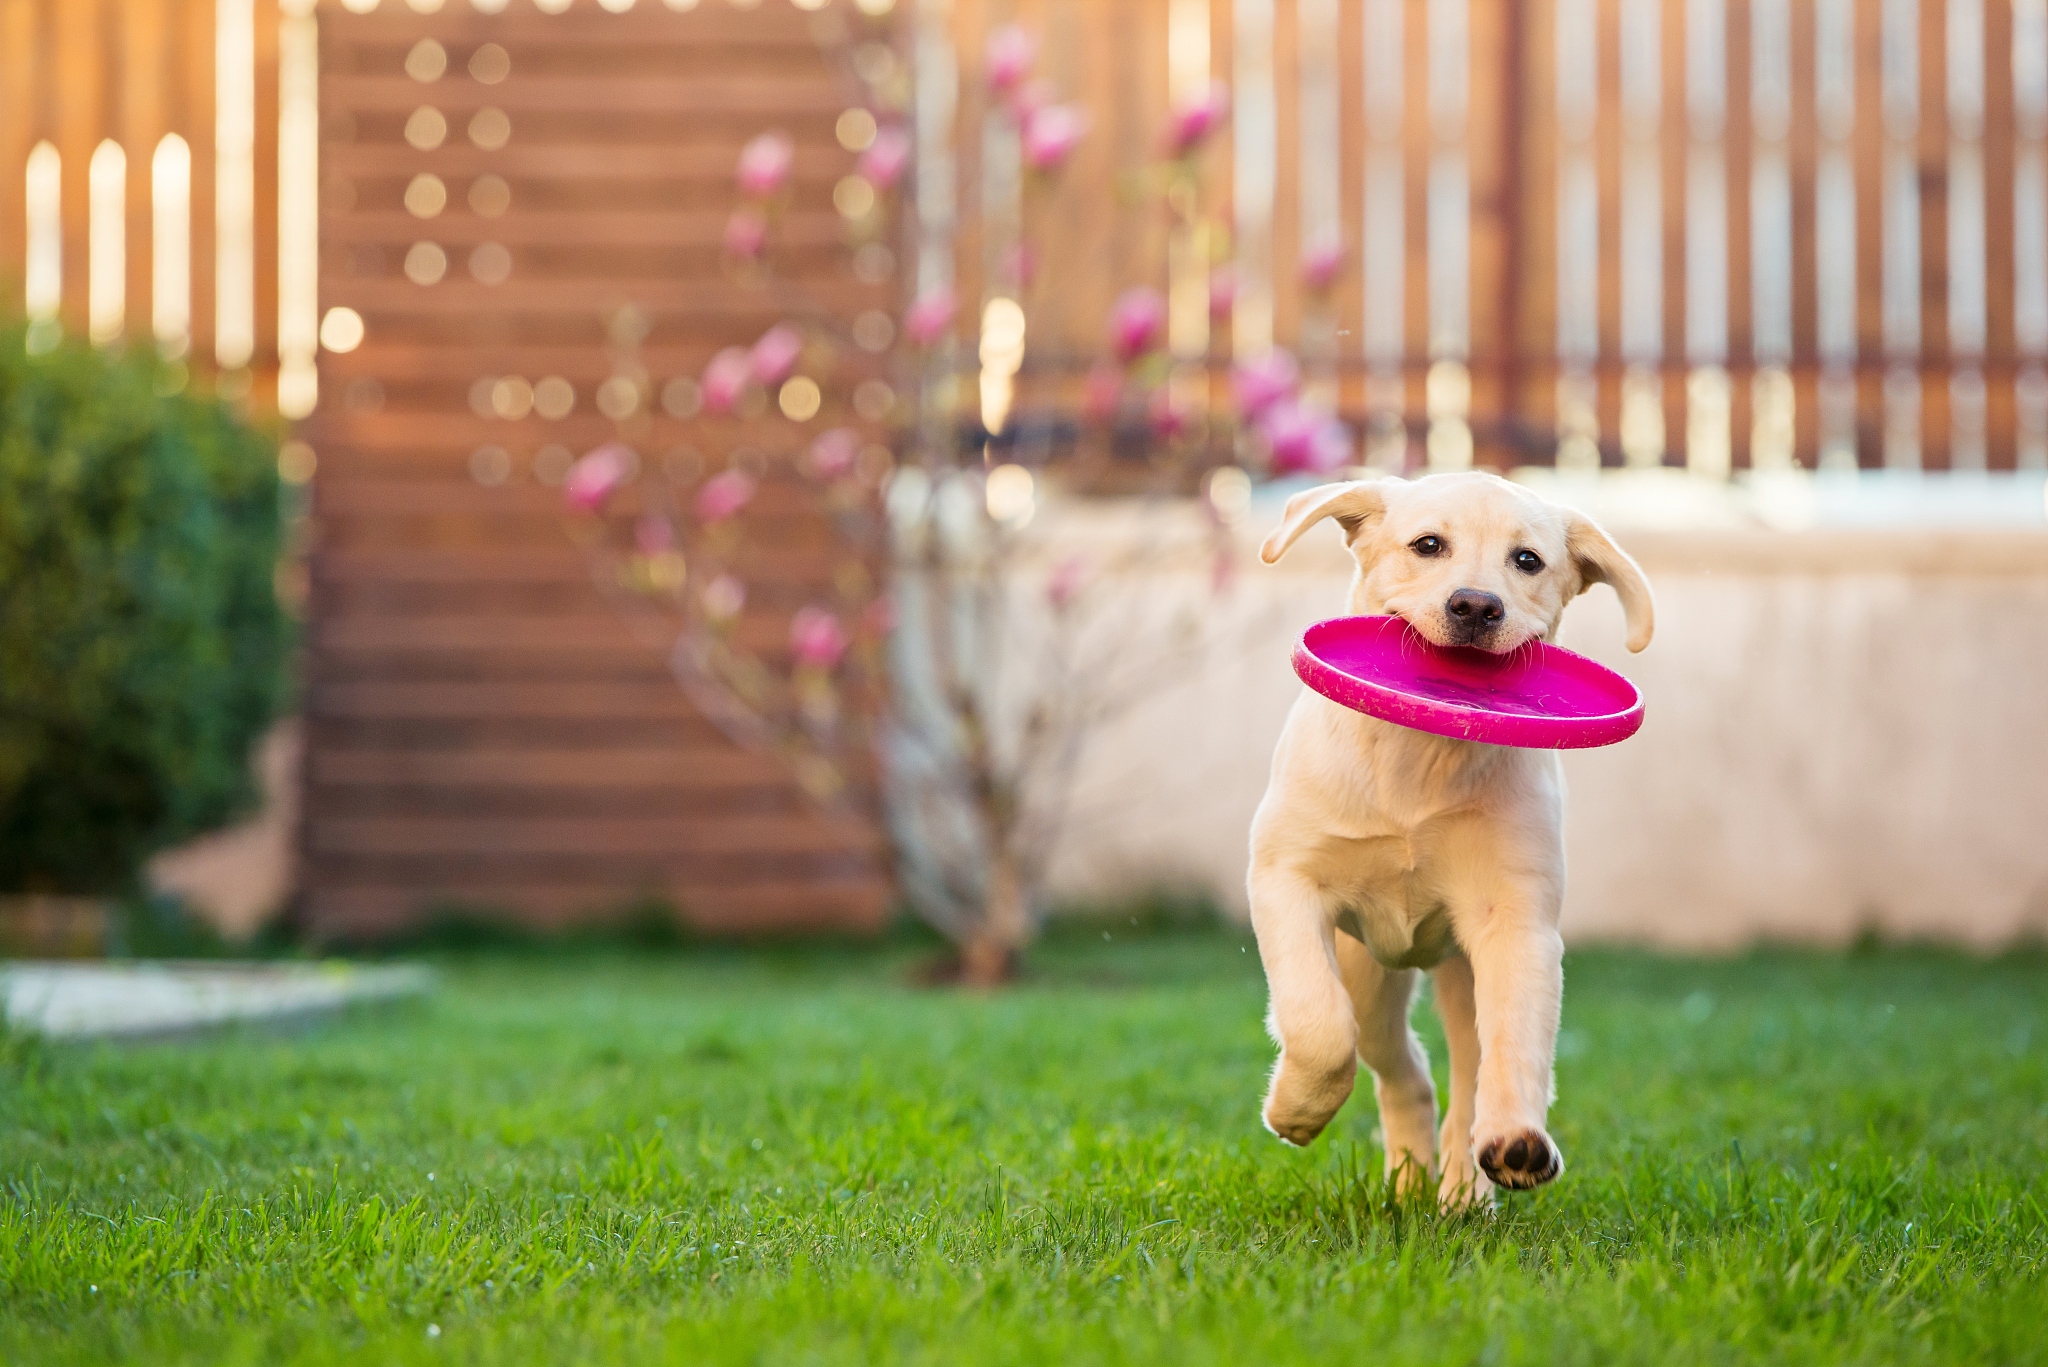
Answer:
1396;622;1428;670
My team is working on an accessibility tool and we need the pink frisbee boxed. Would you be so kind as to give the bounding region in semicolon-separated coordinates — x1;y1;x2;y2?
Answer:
1292;616;1645;749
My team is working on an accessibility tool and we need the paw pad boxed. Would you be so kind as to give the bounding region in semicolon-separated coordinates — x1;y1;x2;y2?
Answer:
1477;1130;1562;1190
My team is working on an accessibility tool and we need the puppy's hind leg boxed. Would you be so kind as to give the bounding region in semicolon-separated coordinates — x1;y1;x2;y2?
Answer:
1335;934;1439;1196
1430;954;1493;1209
1251;868;1357;1146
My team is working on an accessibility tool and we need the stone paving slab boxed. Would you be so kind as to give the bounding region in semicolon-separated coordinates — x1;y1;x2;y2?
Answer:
0;961;433;1040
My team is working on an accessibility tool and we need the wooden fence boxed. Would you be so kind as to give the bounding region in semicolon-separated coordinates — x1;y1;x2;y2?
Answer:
4;0;900;940
0;0;297;401
927;0;2048;473
11;0;2047;939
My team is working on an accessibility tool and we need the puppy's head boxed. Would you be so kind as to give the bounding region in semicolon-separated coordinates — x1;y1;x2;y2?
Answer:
1259;471;1655;653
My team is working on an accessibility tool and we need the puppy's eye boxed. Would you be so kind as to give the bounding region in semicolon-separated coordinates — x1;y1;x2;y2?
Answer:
1410;535;1446;558
1513;548;1544;575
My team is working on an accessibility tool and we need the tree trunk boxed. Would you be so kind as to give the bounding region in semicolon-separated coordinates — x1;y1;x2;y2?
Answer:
957;850;1030;987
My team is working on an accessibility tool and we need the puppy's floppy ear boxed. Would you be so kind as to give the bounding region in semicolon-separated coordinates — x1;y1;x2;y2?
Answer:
1566;511;1655;652
1259;479;1393;565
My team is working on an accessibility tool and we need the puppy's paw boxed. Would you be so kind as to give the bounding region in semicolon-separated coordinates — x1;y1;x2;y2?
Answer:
1475;1128;1563;1190
1437;1157;1495;1211
1261;1057;1354;1147
1383;1147;1438;1199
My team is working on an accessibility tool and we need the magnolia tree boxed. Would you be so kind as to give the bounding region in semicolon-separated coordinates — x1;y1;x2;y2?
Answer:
561;24;1363;982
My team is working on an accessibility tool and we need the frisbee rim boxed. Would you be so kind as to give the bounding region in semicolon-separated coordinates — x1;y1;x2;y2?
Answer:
1292;615;1645;750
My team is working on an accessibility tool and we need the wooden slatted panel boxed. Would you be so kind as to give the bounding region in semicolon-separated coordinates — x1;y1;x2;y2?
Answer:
933;0;2048;469
303;1;894;941
53;0;102;340
0;0;275;393
122;0;168;336
0;1;30;269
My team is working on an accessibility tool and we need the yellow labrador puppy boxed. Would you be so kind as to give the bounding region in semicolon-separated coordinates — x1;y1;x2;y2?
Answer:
1249;471;1653;1206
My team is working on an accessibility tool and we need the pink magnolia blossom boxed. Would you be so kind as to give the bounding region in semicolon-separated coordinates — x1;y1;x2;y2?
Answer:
904;288;957;347
635;513;674;555
789;606;850;670
701;346;755;415
1147;386;1189;442
1083;361;1124;425
1046;555;1090;610
724;208;767;260
562;443;631;513
1231;349;1300;421
695;468;757;523
1300;237;1346;293
985;24;1036;94
1022;103;1088;172
703;573;746;622
1208;267;1238;320
1167;80;1231;156
858;125;911;191
735;130;795;198
1260;400;1353;477
750;324;804;387
807;426;861;480
1108;287;1167;364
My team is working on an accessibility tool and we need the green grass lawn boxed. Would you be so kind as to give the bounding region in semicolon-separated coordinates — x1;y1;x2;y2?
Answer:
3;923;2045;1365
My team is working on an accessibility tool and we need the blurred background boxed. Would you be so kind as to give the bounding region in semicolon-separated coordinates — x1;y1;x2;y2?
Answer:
3;0;2046;965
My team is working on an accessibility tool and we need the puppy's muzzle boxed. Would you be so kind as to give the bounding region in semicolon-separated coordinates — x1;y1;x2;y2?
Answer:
1444;588;1505;645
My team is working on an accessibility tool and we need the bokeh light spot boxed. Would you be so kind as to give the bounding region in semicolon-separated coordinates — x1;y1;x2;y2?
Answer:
853;379;895;421
986;463;1035;525
662;377;703;418
468;108;512;150
469;444;512;485
468;174;512;217
468;43;511;83
469;242;513;284
404;39;447;81
533;376;576;420
404;106;447;150
597;375;641;420
404;241;448;284
836;108;878;152
319;306;365;352
833;176;877;220
853;309;894;352
278;440;317;484
1206;465;1252;522
404;173;448;218
491;376;534;419
853;242;895;283
779;377;822;422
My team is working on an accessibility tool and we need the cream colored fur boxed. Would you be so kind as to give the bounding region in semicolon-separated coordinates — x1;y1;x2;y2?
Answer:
1248;471;1653;1206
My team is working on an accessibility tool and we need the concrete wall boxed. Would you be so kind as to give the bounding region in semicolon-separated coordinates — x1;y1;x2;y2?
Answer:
159;481;2048;951
1040;505;2048;949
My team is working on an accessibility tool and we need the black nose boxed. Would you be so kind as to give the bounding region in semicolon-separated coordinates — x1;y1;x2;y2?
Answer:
1446;589;1505;632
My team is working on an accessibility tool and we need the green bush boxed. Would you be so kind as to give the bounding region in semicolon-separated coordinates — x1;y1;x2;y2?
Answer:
0;328;291;894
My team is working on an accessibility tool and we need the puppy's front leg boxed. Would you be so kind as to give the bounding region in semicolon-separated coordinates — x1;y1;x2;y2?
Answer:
1250;867;1356;1145
1462;905;1566;1191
